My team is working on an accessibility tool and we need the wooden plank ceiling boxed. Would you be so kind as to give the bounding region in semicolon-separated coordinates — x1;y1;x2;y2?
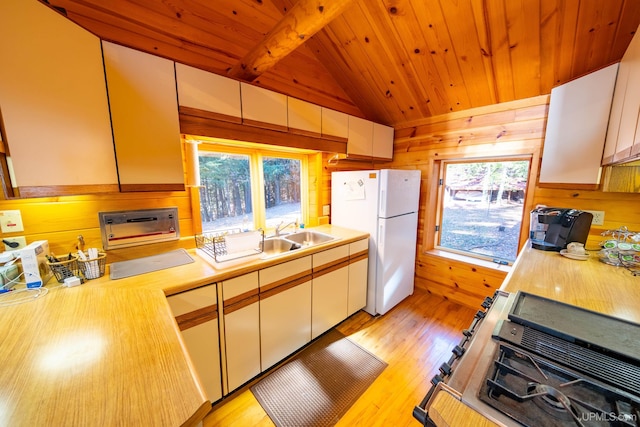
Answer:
42;0;640;129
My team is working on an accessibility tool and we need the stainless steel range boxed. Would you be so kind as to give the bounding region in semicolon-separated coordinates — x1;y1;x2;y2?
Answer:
414;291;640;426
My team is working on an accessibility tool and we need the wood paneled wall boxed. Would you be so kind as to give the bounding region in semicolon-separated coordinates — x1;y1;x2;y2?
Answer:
3;95;639;307
324;94;640;309
0;141;326;263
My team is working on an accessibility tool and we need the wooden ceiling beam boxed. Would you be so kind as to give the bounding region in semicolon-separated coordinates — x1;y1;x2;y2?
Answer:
227;0;355;81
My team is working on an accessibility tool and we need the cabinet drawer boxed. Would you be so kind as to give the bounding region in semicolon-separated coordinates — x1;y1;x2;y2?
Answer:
167;284;218;330
221;272;259;307
313;245;349;273
259;256;312;292
349;238;369;257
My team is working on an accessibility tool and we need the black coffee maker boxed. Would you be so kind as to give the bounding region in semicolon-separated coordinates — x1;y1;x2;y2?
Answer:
530;207;593;251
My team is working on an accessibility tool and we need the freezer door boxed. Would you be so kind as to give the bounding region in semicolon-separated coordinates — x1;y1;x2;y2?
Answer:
371;212;418;315
379;169;421;218
330;170;380;234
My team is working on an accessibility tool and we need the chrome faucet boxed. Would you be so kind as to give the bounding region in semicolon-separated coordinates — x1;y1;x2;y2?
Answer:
275;219;298;236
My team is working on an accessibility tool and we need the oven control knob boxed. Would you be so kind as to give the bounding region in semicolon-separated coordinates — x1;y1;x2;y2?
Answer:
462;328;472;337
431;374;443;386
475;310;486;319
481;296;493;309
452;345;465;357
439;362;452;376
510;327;517;336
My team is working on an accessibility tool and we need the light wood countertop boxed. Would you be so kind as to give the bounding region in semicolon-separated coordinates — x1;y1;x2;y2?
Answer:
501;242;640;323
0;286;210;427
0;225;368;426
428;241;640;426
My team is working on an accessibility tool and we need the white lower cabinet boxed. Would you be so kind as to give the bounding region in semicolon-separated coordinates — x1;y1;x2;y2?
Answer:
220;272;260;393
311;245;350;339
348;238;369;316
167;284;222;403
259;256;312;371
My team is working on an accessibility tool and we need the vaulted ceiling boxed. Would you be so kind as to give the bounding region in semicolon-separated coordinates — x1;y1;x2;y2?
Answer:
42;0;640;128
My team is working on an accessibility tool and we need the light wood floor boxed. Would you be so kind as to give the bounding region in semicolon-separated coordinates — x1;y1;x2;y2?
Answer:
204;288;478;426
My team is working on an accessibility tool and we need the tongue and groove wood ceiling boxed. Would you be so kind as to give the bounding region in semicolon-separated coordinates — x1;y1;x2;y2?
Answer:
42;0;640;129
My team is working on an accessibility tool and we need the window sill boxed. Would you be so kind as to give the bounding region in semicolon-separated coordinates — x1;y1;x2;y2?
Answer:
424;249;513;273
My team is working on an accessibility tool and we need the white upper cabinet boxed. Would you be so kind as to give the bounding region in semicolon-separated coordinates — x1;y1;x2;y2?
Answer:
347;116;394;160
0;0;118;197
288;97;321;135
539;63;618;185
240;83;288;131
603;23;640;165
175;63;241;122
321;107;349;140
347;115;374;158
373;123;394;160
103;41;184;192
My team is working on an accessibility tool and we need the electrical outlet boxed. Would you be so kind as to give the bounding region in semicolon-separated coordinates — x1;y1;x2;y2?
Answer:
585;210;605;226
3;236;27;251
322;205;330;216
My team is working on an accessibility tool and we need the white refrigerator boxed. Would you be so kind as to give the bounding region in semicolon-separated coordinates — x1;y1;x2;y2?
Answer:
331;169;421;315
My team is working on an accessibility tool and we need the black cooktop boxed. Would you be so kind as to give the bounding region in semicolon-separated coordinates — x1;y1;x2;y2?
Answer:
479;292;640;426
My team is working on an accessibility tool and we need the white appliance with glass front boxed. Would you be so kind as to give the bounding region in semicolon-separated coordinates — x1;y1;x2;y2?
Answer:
331;169;421;315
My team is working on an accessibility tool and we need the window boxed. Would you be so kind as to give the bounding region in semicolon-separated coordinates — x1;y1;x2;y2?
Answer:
196;141;306;234
435;158;530;263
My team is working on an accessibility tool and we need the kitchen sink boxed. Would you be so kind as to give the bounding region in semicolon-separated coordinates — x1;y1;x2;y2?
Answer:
283;230;336;246
261;237;301;258
261;230;338;259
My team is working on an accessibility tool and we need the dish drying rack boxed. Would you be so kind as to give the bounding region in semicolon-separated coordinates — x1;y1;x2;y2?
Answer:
195;228;264;262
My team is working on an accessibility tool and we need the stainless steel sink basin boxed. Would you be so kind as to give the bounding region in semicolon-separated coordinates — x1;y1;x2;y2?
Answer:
261;230;338;258
262;237;301;258
284;230;336;246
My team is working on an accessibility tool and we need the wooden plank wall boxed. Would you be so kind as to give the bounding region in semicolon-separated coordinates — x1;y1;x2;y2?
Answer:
0;142;324;263
325;94;640;309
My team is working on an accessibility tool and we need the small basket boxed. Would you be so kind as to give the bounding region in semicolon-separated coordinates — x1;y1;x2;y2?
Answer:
47;256;79;283
77;252;107;279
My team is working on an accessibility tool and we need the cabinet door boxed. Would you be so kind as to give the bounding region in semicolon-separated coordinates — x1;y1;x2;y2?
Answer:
603;61;630;165
167;284;222;403
322;108;349;139
312;266;348;339
347;115;374;158
241;83;288;131
614;30;640;163
175;63;242;122
288;97;321;135
102;41;184;192
0;1;118;197
539;63;618;184
348;239;369;316
221;272;260;392
260;280;312;371
259;256;312;370
372;123;394;160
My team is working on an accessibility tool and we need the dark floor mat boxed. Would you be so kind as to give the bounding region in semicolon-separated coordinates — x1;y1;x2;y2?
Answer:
251;329;387;427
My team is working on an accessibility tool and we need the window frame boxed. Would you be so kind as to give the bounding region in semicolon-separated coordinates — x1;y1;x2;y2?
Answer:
423;151;540;264
192;139;309;235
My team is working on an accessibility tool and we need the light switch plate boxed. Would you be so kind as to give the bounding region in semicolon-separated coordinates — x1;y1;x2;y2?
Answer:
0;210;24;233
322;205;330;216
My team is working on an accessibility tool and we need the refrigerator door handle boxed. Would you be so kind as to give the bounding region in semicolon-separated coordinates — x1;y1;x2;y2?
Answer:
380;190;385;217
379;223;384;247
